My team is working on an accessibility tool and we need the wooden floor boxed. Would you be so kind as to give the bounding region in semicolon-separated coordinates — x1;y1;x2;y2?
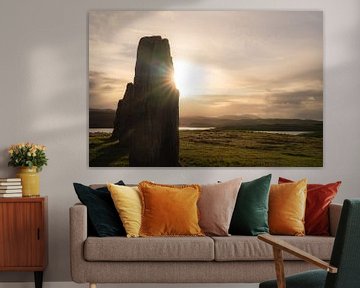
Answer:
0;283;259;288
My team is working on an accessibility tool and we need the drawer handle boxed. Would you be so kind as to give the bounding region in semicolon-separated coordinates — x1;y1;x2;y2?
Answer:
37;228;40;240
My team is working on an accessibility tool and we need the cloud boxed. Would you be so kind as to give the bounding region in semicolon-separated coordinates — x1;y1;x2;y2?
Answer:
89;11;323;120
180;88;323;120
267;89;322;105
89;71;128;109
264;89;323;120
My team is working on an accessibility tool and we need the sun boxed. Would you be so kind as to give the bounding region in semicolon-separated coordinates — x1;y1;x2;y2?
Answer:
173;60;194;98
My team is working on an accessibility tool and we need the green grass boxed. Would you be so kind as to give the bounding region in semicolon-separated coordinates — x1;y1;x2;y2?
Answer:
89;133;129;167
89;130;323;167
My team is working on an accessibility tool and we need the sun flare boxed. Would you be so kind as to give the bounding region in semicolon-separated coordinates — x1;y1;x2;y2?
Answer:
173;60;194;98
173;60;187;96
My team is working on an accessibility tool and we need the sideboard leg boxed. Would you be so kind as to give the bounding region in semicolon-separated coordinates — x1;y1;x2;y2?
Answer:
34;271;43;288
90;283;97;288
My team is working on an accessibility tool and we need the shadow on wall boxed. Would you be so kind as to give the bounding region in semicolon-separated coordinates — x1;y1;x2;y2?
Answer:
0;0;200;283
0;149;10;177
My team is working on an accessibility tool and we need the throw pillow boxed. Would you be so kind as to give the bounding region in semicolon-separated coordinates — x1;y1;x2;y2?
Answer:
73;181;126;237
138;181;203;237
229;174;272;236
269;179;307;236
107;183;142;238
198;178;242;236
279;177;341;236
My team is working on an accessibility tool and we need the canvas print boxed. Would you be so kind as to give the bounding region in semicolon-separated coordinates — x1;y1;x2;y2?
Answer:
89;11;323;167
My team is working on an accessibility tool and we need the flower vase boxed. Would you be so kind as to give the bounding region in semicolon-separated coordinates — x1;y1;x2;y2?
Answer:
16;167;40;197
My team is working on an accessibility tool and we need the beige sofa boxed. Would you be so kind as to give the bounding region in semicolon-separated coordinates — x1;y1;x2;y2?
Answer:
70;202;342;287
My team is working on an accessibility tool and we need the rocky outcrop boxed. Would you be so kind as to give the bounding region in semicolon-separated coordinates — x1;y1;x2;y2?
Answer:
112;36;180;166
111;83;134;145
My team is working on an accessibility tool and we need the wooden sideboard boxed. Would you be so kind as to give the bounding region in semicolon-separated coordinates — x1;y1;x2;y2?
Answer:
0;197;47;288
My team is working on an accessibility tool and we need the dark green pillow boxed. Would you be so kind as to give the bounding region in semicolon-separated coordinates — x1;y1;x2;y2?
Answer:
229;174;272;236
73;181;126;237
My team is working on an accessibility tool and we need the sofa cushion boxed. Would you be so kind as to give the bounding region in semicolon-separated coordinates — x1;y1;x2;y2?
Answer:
198;178;242;236
73;181;126;237
212;236;334;261
279;177;341;236
107;184;142;238
229;174;271;236
269;179;307;236
139;181;203;237
84;236;214;261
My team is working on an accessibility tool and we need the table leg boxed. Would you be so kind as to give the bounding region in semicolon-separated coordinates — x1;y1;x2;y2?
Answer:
34;271;43;288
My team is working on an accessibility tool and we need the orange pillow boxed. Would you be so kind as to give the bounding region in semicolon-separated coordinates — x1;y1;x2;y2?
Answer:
269;179;307;236
138;181;204;237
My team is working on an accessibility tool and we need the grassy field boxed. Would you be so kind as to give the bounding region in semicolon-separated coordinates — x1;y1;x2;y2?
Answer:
89;130;323;167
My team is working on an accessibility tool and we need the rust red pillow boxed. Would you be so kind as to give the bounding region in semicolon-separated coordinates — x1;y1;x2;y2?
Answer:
278;177;341;236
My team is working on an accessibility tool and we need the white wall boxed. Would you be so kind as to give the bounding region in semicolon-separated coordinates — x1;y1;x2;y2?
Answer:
0;0;359;283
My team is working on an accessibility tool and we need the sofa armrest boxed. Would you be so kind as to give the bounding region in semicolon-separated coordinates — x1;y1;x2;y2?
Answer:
329;203;342;237
69;203;88;283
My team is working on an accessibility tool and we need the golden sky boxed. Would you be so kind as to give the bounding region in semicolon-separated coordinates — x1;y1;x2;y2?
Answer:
89;11;323;120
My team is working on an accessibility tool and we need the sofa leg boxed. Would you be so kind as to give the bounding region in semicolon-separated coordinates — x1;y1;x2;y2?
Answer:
89;283;96;288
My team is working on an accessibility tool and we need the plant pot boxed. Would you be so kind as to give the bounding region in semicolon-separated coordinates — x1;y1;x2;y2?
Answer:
16;167;40;197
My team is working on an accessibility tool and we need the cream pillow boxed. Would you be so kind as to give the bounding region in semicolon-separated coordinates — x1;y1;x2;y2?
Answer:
107;183;142;237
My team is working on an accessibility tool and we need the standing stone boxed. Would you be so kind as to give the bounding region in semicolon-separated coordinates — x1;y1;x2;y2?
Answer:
112;36;180;166
111;83;134;145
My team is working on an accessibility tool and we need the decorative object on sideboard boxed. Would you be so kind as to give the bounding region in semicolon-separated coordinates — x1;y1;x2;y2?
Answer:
0;178;22;197
16;167;40;197
8;143;48;197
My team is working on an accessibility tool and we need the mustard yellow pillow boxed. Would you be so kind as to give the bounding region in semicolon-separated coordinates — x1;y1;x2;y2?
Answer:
269;179;307;236
107;183;142;238
138;181;204;237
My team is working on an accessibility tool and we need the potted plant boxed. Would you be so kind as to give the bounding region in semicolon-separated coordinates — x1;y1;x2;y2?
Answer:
8;143;48;197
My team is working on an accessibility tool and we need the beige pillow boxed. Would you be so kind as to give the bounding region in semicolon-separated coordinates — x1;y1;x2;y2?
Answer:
198;178;242;236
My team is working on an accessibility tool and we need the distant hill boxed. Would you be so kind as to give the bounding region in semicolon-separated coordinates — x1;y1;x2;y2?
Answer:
89;109;115;128
89;109;322;132
215;114;261;120
180;116;322;131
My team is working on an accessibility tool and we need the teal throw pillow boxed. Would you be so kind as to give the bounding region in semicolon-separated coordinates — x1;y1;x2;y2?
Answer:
229;174;271;236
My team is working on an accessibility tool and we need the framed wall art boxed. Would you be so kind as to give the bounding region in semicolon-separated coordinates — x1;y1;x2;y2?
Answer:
89;11;323;167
